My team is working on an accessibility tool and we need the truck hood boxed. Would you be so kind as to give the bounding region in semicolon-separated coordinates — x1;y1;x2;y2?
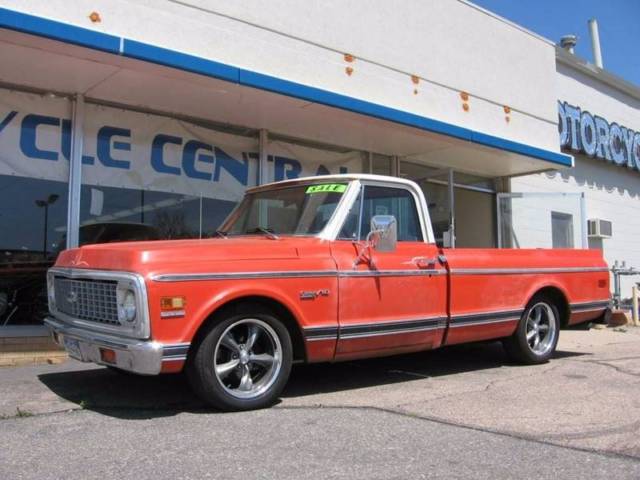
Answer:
54;236;321;275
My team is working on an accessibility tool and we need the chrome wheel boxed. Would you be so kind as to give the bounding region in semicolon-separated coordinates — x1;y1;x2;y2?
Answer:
525;302;557;356
213;318;282;399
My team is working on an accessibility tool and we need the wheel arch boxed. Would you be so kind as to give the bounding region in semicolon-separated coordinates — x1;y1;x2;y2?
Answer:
189;294;307;363
527;285;570;328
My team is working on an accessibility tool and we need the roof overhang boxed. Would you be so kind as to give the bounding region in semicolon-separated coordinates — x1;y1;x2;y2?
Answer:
0;7;573;179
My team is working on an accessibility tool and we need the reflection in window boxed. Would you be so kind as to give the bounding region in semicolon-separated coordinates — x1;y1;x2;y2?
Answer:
79;186;238;241
0;175;68;326
340;186;422;242
224;184;346;236
359;186;422;242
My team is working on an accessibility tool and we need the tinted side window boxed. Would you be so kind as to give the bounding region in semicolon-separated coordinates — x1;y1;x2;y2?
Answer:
359;186;423;242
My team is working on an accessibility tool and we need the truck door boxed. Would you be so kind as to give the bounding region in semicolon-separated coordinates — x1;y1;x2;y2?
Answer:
330;181;448;360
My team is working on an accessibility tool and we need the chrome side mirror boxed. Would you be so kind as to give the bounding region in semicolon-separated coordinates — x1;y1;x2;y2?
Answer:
368;215;397;253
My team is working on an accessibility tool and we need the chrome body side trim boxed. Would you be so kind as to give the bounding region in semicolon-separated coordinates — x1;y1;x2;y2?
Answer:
448;317;520;328
339;323;443;339
161;343;191;360
304;335;339;342
304;300;611;343
153;269;449;282
154;266;607;282
152;271;338;282
303;317;446;342
44;317;188;375
450;267;609;275
448;309;523;328
338;269;446;277
303;325;339;342
570;300;611;312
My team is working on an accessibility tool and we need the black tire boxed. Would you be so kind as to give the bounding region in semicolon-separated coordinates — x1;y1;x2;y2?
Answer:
503;295;560;365
186;304;292;411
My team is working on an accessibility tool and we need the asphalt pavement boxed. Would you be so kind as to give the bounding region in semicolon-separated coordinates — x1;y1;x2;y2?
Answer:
2;327;640;479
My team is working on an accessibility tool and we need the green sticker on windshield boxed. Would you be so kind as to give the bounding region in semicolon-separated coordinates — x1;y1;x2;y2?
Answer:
306;184;347;194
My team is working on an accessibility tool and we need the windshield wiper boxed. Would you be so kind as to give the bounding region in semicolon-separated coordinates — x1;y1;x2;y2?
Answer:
212;230;228;238
246;227;279;240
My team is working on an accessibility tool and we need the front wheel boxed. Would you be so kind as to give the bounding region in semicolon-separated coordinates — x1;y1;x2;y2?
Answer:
503;297;560;364
187;308;292;411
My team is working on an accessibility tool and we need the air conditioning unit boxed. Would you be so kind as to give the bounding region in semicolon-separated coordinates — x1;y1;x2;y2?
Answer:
587;219;612;238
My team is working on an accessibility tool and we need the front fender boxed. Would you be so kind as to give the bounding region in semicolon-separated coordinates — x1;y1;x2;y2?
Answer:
147;276;339;347
186;283;312;340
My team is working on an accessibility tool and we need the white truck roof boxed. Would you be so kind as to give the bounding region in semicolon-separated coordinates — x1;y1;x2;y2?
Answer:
248;174;421;192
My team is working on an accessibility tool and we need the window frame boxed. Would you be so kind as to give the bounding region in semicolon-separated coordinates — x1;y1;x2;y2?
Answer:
221;177;434;243
335;180;431;243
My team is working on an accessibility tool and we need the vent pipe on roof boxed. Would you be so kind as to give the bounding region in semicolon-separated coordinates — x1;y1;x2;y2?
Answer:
560;35;577;54
588;18;604;68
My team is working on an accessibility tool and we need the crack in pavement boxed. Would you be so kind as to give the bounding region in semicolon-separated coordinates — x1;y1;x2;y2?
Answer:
542;420;640;441
392;362;562;409
577;358;640;379
272;404;640;462
4;400;639;462
4;400;640;462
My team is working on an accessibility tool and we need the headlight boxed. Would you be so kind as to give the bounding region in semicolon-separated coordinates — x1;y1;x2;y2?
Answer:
118;290;137;323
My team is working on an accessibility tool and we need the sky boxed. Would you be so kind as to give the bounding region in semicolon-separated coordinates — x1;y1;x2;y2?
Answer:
470;0;640;86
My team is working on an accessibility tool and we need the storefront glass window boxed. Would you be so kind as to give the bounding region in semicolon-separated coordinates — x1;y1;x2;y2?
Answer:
79;103;259;242
0;91;365;330
371;154;393;175
0;89;70;326
399;160;496;247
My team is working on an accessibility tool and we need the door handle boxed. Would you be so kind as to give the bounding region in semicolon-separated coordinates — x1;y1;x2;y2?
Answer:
414;257;437;269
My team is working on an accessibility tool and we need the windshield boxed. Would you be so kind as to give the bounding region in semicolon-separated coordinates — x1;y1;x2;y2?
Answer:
222;183;349;236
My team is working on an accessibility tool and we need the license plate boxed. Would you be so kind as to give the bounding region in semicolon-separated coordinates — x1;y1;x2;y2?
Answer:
63;336;82;359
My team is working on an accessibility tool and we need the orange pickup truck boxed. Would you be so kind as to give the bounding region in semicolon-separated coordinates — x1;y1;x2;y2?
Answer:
45;174;611;410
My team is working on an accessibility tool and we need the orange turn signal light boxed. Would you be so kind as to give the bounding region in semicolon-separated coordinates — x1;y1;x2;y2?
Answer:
100;348;116;364
161;296;186;311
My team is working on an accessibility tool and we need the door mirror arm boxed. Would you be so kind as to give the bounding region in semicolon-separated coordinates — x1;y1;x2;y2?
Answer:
352;215;398;268
352;240;374;269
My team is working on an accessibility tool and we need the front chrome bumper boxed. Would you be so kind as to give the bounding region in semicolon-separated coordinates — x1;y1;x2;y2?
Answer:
45;316;185;375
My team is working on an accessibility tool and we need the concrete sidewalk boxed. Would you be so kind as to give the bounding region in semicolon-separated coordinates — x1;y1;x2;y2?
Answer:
2;327;640;459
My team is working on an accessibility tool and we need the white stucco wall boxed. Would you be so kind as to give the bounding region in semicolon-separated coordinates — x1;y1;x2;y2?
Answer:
512;61;640;298
0;0;560;152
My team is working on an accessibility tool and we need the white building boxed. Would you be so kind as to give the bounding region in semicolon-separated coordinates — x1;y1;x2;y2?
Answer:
511;47;640;298
0;0;636;334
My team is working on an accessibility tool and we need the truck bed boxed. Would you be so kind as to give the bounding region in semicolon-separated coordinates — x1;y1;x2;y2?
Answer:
441;247;610;345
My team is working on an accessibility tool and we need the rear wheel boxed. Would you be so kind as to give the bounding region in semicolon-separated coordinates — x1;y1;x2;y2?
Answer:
187;307;292;411
503;296;559;364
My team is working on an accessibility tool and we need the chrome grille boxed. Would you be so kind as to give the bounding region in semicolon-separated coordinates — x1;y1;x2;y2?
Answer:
54;277;119;325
